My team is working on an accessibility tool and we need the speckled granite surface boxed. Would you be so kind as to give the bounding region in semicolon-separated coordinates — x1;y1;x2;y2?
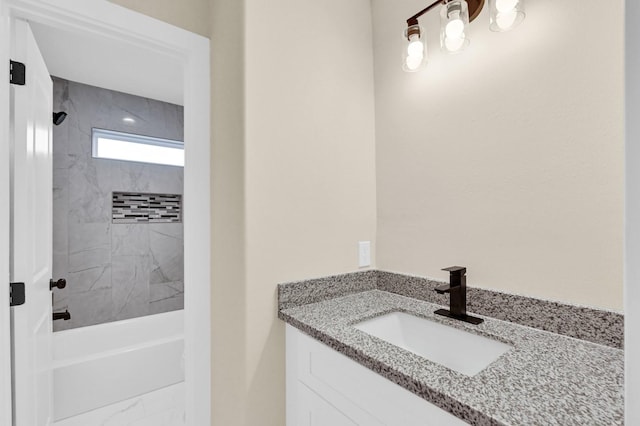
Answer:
278;270;377;310
377;271;624;349
279;270;623;349
280;290;624;426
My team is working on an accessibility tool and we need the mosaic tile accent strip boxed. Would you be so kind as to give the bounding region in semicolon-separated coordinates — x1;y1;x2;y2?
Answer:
147;193;182;222
112;192;181;224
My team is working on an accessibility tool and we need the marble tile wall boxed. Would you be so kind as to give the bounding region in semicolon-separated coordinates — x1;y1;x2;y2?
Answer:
52;77;184;331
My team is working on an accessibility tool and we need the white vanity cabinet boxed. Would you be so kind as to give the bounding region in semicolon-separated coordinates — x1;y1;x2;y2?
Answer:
286;325;469;426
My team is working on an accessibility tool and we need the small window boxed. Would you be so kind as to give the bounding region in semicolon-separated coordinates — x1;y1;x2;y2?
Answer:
92;128;184;167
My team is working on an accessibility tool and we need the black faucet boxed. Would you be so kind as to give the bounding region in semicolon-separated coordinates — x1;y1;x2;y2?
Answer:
434;266;483;325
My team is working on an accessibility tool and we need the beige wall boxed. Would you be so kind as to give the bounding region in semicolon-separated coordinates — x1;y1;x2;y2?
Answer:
102;1;625;424
210;0;247;425
243;0;377;423
108;0;210;37
373;0;624;310
626;1;640;420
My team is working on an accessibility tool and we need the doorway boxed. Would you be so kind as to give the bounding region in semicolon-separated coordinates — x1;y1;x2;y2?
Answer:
0;1;211;425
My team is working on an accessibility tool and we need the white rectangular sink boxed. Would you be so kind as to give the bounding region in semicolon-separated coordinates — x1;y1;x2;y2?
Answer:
353;311;512;376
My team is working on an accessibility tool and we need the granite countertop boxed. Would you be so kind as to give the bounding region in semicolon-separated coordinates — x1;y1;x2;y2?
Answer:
279;289;624;426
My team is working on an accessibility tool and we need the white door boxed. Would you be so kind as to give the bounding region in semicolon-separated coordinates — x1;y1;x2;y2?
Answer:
9;18;54;426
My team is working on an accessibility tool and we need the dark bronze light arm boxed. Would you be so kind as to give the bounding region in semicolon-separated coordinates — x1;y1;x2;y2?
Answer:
406;0;445;27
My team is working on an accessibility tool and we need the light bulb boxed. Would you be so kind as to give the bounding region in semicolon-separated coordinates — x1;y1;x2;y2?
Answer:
495;0;518;13
440;1;469;53
444;36;465;52
445;12;465;39
405;55;423;71
495;10;518;30
402;25;427;72
490;0;524;32
407;35;424;57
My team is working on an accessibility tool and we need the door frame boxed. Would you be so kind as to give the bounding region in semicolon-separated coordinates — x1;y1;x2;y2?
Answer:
1;2;12;425
0;1;211;425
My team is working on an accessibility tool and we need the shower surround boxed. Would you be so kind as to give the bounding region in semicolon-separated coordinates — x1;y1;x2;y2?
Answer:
52;77;184;331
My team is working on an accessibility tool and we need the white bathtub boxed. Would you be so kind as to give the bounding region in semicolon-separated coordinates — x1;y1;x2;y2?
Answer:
52;310;184;421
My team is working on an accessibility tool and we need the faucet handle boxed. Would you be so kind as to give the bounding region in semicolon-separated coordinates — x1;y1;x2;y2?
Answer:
434;283;451;294
442;266;466;275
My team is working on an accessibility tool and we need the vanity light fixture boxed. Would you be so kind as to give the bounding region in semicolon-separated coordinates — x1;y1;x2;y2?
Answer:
403;0;525;71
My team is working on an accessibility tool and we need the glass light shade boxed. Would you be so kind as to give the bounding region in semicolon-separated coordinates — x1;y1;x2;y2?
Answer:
402;25;427;72
440;1;470;54
489;0;525;32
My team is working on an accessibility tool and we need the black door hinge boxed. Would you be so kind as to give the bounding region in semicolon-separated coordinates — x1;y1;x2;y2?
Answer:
10;282;25;306
9;60;25;85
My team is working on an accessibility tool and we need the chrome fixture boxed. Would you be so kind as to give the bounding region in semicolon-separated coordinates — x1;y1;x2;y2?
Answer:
403;0;525;71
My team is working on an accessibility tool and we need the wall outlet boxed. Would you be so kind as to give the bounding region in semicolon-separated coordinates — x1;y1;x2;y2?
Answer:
358;241;371;268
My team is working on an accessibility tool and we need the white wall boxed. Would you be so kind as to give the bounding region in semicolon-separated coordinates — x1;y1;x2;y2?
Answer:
626;0;639;422
373;0;624;310
31;22;183;106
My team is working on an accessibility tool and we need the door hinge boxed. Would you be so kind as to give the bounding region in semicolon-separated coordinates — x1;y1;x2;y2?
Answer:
9;60;25;85
10;282;25;306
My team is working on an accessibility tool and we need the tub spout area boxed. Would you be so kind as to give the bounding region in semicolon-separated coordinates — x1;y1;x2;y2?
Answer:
53;310;71;321
52;310;184;422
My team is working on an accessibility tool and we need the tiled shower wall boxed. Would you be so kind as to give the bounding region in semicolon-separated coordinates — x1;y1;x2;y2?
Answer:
52;77;184;331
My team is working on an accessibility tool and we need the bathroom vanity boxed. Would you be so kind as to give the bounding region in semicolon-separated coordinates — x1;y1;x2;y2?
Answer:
287;324;467;425
279;273;624;426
